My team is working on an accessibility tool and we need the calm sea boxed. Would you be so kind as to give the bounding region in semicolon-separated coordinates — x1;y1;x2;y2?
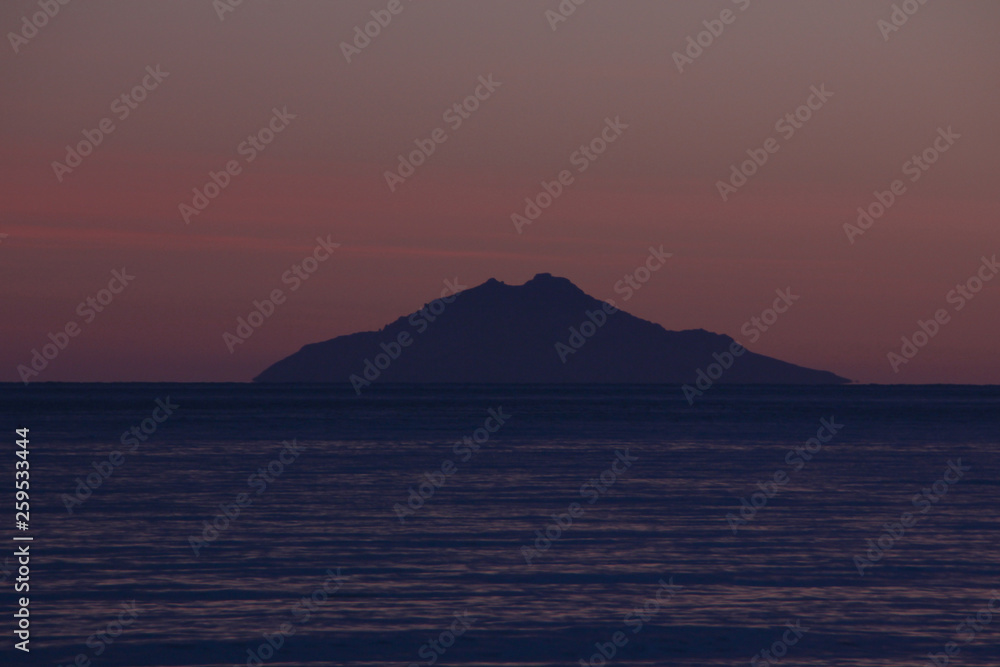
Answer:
2;384;998;666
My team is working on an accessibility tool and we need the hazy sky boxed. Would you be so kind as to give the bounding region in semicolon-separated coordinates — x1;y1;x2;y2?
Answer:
2;0;998;383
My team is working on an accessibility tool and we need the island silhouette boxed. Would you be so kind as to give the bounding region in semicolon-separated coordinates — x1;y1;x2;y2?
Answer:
254;273;849;385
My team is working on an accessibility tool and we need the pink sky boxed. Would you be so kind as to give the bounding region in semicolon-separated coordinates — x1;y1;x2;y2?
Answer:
2;0;998;383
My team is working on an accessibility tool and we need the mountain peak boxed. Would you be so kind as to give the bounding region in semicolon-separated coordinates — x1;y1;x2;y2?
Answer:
522;273;586;295
254;275;849;385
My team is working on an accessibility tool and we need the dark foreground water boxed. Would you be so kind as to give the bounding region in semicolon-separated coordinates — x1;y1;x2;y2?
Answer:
1;384;998;667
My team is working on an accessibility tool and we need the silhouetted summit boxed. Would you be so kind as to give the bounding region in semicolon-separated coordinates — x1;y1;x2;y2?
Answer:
254;274;849;385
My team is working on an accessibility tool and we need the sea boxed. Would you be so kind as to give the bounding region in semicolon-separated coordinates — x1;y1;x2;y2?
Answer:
1;383;998;667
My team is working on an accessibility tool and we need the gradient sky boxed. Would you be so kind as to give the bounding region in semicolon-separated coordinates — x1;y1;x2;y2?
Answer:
2;0;998;383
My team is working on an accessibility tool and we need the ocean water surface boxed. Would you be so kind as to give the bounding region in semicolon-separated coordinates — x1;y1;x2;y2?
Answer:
2;384;998;666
